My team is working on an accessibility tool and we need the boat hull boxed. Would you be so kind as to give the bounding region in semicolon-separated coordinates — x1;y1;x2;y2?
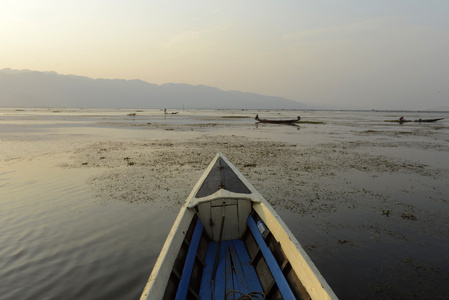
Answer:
385;118;444;123
140;153;337;300
255;114;300;124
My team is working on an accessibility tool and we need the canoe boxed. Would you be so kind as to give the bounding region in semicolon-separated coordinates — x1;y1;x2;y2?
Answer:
140;153;337;300
410;118;444;123
255;114;300;124
385;118;444;123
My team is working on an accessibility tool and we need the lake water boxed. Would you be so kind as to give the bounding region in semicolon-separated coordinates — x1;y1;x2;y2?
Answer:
1;108;448;299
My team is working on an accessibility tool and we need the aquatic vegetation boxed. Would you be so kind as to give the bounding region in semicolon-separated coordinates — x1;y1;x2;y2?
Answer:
221;116;250;118
296;121;325;124
243;163;257;168
338;239;352;245
401;212;417;221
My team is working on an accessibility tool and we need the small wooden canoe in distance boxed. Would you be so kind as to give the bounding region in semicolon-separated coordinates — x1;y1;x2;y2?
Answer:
385;118;444;123
140;153;337;300
255;114;300;124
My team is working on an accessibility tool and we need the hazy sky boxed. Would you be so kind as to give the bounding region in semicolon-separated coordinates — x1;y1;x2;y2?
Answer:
1;0;448;110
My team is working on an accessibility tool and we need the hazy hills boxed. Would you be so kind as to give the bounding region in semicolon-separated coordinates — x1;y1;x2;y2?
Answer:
0;68;307;109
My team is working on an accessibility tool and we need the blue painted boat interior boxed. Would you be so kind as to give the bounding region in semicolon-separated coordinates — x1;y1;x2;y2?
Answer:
200;239;263;299
173;216;297;299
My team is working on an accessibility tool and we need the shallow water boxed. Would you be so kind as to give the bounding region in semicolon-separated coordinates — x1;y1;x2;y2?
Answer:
1;108;448;299
0;156;175;300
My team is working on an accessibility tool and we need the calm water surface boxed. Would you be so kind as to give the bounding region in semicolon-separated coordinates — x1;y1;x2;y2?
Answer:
1;108;448;299
1;157;174;300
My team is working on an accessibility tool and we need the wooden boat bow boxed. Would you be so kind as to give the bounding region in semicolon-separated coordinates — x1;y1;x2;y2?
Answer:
140;153;338;300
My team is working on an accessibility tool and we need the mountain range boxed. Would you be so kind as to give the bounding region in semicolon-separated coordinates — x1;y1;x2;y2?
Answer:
0;68;307;109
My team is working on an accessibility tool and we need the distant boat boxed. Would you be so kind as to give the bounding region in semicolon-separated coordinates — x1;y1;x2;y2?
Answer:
140;153;337;300
385;117;444;123
255;114;300;124
164;109;179;115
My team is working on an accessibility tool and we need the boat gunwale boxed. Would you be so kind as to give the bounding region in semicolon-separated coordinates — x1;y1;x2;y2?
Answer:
139;203;196;300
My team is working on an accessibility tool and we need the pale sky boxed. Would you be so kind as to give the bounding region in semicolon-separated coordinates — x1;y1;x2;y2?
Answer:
1;0;448;110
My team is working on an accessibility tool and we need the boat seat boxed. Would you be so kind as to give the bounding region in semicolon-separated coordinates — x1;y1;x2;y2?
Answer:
200;239;263;299
247;215;296;300
199;215;296;299
175;219;204;300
